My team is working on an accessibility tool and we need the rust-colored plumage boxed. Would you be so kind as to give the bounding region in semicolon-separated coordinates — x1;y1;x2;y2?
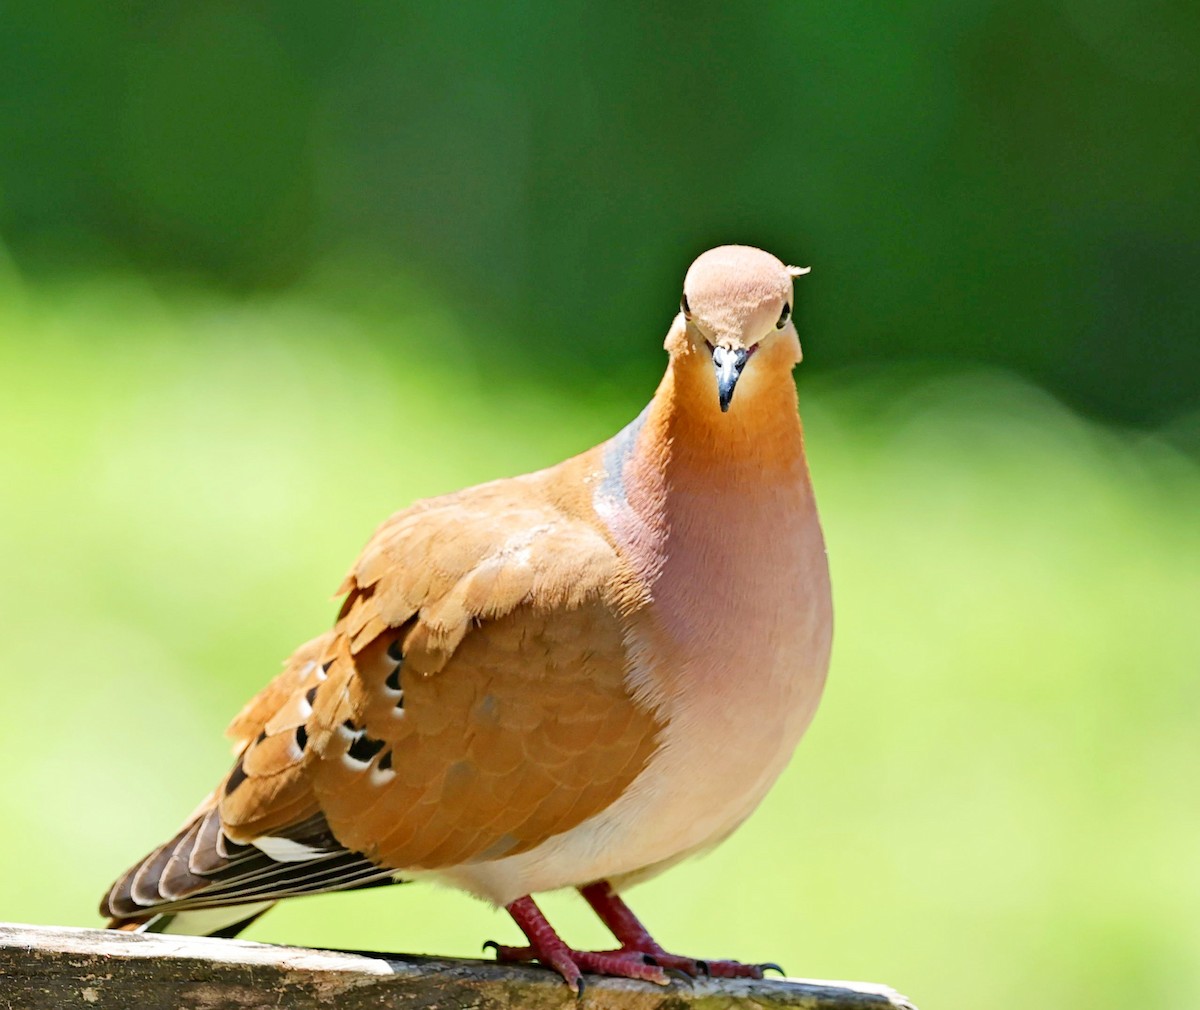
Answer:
102;245;833;991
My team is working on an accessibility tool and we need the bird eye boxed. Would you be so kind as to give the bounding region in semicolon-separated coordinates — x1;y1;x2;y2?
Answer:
681;293;692;319
776;302;791;329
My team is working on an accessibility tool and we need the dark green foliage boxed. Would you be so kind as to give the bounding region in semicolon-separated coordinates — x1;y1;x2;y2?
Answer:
0;3;1195;423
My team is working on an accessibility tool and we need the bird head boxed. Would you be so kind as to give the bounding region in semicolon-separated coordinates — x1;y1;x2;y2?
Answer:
666;245;810;413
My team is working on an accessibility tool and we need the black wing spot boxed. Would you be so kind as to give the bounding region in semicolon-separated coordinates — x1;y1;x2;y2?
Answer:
295;725;308;751
385;667;402;692
342;718;358;732
347;734;386;764
321;660;333;673
387;639;404;663
378;750;393;771
224;757;248;795
305;685;319;706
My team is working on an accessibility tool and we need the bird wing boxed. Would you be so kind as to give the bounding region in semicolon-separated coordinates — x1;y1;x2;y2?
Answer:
303;476;662;870
104;472;662;919
102;633;394;921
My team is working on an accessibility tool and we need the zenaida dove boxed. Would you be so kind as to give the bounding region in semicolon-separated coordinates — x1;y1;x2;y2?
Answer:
102;244;833;991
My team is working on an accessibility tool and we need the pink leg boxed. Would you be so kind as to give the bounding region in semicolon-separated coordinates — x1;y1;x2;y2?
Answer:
578;880;780;979
488;894;670;992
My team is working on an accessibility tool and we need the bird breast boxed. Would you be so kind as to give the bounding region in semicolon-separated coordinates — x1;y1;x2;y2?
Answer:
432;458;831;905
606;469;833;879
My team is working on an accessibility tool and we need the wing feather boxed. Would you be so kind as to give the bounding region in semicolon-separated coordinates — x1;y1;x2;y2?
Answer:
105;467;662;925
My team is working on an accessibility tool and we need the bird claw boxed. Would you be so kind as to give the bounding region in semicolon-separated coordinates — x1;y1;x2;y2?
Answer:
489;943;671;986
489;892;775;989
486;937;778;988
484;940;540;963
645;951;781;980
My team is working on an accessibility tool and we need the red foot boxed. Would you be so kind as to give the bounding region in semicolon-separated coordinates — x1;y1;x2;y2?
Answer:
498;896;590;992
490;940;768;981
489;887;781;991
488;940;670;986
579;880;779;979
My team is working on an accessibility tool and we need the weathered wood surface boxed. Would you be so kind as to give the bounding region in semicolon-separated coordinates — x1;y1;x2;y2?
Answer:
0;923;916;1010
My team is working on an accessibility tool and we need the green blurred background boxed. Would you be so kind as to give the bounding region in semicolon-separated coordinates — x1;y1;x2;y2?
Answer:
1;4;1197;1009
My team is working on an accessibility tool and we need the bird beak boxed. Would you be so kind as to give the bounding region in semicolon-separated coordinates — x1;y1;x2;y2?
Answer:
711;345;751;413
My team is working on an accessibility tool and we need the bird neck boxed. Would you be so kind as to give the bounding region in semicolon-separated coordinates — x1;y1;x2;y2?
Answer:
642;356;808;484
593;355;812;575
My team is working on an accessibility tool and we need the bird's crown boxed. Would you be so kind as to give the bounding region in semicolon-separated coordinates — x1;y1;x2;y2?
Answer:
680;245;808;348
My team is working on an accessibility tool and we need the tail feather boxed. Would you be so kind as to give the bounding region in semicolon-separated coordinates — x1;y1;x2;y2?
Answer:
102;808;402;929
108;902;277;938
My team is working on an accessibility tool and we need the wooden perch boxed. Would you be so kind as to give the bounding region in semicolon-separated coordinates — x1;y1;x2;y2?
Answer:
1;922;917;1010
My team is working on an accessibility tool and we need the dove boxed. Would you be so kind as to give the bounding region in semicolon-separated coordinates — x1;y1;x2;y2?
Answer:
102;244;833;992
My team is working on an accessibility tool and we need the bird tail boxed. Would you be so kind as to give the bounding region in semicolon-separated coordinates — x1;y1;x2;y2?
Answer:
101;806;401;934
107;902;276;939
